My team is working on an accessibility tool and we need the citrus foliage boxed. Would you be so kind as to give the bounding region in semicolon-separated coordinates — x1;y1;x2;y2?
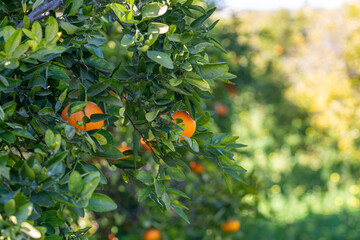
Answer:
0;0;245;239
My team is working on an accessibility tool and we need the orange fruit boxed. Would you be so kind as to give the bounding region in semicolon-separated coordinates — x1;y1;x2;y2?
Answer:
214;101;229;116
221;219;240;233
171;110;196;140
61;101;104;132
143;228;161;240
108;233;116;240
117;145;131;159
225;84;237;96
189;161;204;174
273;44;284;55
109;90;126;103
140;138;153;152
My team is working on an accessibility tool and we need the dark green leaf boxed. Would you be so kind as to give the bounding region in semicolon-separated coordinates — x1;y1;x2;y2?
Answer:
86;193;117;212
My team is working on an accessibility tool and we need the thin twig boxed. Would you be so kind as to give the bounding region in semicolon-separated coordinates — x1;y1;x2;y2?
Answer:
124;112;162;162
14;145;25;160
17;0;63;28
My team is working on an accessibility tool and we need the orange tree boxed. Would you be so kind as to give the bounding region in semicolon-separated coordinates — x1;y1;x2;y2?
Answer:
0;0;246;239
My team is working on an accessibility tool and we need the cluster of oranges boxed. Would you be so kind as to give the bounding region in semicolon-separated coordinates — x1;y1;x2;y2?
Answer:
61;93;197;159
108;220;240;240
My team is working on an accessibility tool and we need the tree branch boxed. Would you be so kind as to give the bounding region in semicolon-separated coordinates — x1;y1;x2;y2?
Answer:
124;112;162;163
17;0;63;28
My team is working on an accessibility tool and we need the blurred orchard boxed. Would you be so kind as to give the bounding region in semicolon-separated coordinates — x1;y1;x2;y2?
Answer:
2;0;360;239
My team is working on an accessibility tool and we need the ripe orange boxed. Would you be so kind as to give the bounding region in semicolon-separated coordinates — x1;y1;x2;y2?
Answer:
108;233;116;240
225;84;237;96
61;101;104;132
140;138;153;152
109;90;126;103
117;145;131;159
214;101;229;116
143;228;161;240
171;110;196;140
221;219;240;233
189;161;204;174
273;44;284;55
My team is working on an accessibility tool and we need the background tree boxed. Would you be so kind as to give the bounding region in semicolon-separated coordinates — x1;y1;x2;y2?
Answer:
0;0;247;239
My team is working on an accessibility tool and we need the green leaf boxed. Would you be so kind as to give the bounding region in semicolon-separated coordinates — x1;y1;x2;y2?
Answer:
3;26;15;42
86;55;111;72
33;0;44;10
45;17;58;42
136;171;153;184
148;22;169;34
167;188;190;199
155;180;165;197
82;163;107;184
0;75;9;88
145;110;159;122
32;21;42;42
87;80;112;97
15;203;33;223
147;51;174;69
68;171;83;195
5;29;22;53
190;7;216;28
93;144;124;159
68;101;87;116
81;172;100;200
46;151;68;169
200;63;228;80
69;0;84;15
29;45;65;59
169;78;182;86
172;205;190;224
161;192;171;211
138;187;152;202
185;78;210;91
190;42;214;54
22;29;36;40
166;167;186;182
13;129;36;140
109;3;128;20
224;174;232;194
5;199;16;216
13;43;30;58
141;3;168;20
60;21;78;35
86;193;117;212
23;16;30;29
90;113;111;122
121;34;135;48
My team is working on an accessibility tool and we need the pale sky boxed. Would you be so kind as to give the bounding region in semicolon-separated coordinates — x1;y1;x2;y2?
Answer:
224;0;355;10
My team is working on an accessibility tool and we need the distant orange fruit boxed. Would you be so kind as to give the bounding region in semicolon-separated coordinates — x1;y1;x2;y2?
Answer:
273;44;284;55
171;110;196;140
221;219;240;233
61;101;104;132
140;138;153;152
108;233;116;240
143;228;161;240
214;101;229;116
117;145;131;159
225;84;237;96
189;161;204;174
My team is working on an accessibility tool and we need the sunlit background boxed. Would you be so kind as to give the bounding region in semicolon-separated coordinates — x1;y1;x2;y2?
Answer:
224;0;354;10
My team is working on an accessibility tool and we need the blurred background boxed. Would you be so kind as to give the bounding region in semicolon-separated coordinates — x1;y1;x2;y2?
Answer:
87;0;360;239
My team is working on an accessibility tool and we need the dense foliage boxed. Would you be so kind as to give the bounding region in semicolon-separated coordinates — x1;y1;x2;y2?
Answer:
0;0;246;239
